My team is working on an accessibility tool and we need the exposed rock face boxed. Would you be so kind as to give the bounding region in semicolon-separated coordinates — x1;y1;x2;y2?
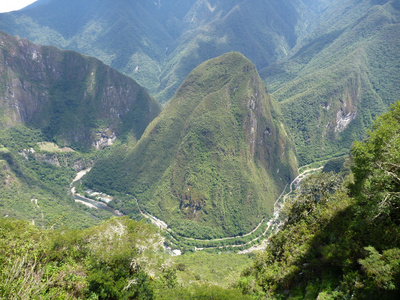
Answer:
335;110;357;133
34;153;61;167
267;0;400;164
93;127;117;150
0;31;161;150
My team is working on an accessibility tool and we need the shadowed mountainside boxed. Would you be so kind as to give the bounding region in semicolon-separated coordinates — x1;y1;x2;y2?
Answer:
0;31;161;151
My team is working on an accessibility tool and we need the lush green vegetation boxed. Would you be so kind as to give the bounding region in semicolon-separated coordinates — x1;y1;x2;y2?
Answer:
1;0;398;164
264;0;400;165
0;125;114;228
0;30;162;229
85;52;298;239
239;101;400;298
0;0;321;103
163;217;270;251
172;251;253;289
0;217;251;299
0;31;161;151
0;1;399;297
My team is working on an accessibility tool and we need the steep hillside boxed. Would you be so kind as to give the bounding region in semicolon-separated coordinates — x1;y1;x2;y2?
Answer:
0;126;115;228
0;31;160;227
240;101;400;299
1;0;397;164
262;0;400;164
85;52;298;239
155;0;320;102
0;31;161;150
0;0;319;102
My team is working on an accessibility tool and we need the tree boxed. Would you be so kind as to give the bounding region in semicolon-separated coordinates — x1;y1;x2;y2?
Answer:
351;102;400;223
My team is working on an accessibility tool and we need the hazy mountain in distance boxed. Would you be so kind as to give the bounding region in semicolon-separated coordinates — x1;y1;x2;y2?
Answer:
0;0;323;102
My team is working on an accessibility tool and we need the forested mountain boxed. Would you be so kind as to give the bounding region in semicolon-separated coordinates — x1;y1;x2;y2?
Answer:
84;52;298;239
1;0;398;166
239;102;400;299
0;31;160;150
263;0;400;164
0;31;160;228
0;0;399;298
0;0;324;103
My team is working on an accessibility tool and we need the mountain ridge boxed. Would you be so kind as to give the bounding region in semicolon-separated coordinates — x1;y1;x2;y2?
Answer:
0;0;320;103
262;0;400;164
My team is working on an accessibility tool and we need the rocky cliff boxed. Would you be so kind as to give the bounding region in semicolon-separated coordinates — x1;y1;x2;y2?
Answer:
0;31;161;150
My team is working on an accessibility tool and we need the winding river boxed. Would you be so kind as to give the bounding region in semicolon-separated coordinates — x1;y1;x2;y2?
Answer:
70;168;123;216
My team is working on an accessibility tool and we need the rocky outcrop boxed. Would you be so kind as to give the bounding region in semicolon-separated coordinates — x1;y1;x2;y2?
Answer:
92;127;117;150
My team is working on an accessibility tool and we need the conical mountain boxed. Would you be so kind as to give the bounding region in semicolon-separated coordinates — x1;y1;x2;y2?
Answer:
85;52;298;238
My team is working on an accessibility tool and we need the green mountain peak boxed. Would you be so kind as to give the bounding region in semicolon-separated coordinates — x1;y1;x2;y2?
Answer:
85;52;298;238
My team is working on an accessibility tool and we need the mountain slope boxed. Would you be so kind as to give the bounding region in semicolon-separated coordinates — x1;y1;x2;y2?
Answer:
0;0;320;102
84;52;298;239
240;101;400;299
155;0;320;102
0;125;116;228
0;31;161;150
0;31;160;227
262;0;400;164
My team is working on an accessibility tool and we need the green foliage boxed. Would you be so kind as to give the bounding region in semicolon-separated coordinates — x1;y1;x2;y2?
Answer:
0;125;114;228
240;101;400;299
156;283;252;300
264;0;400;165
351;102;400;222
322;156;347;174
359;246;400;291
0;0;316;103
283;172;344;225
172;251;253;288
0;31;161;151
0;217;251;299
85;52;298;239
164;216;270;250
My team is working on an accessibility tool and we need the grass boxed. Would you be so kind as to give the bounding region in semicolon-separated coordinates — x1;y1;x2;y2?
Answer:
173;251;253;288
37;142;74;153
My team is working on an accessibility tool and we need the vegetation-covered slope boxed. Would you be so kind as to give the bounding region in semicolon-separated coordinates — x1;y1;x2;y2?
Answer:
263;0;400;164
0;217;167;299
0;217;251;299
239;101;400;299
0;31;161;228
85;52;298;239
0;126;115;228
0;0;321;102
154;0;322;102
1;0;399;165
0;31;161;151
